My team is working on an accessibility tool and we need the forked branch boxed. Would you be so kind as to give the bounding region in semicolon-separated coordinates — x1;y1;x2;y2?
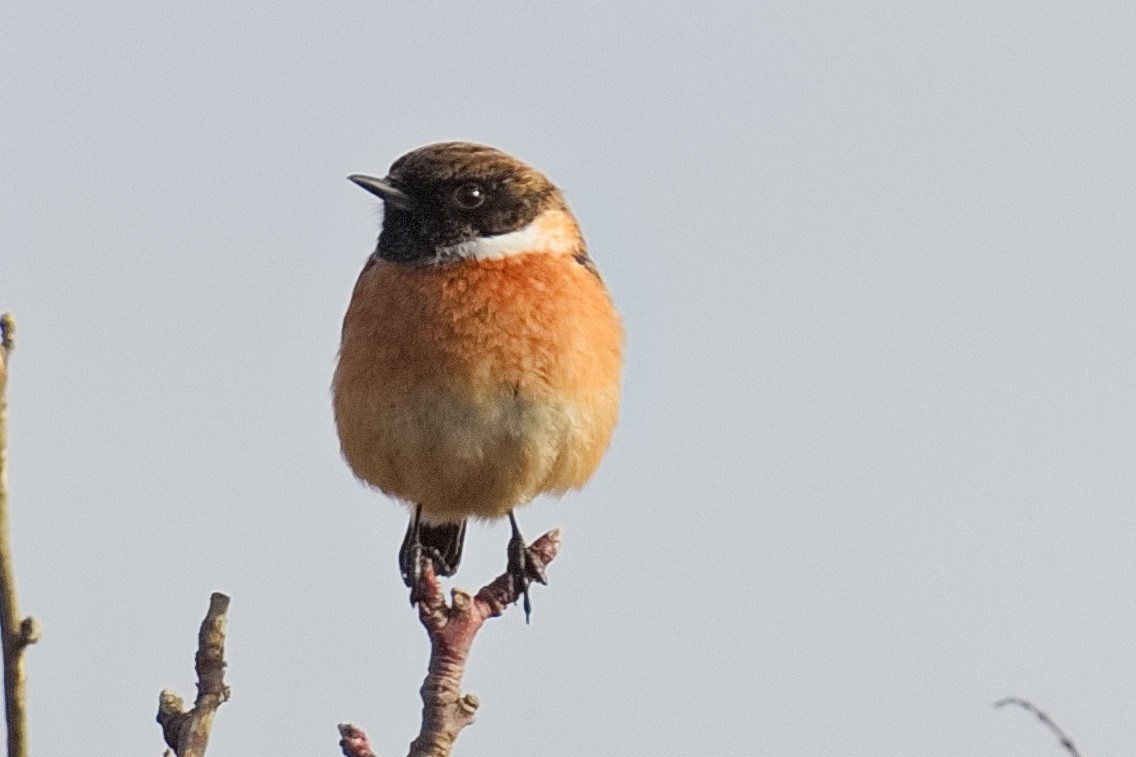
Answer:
157;592;232;757
339;528;562;757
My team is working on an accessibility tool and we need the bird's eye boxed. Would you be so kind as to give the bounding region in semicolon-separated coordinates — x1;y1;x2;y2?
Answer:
452;183;485;210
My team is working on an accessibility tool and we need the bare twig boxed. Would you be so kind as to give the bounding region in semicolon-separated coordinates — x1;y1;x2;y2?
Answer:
0;313;40;757
157;592;232;757
339;722;380;757
339;529;562;757
995;697;1082;757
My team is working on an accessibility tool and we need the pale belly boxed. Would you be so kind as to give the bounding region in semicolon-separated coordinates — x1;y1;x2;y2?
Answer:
335;380;609;521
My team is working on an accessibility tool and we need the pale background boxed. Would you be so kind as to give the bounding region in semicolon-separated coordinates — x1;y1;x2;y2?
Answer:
3;3;1136;755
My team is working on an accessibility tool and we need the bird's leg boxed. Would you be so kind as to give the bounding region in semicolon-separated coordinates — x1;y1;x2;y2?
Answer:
506;511;549;622
400;506;427;605
403;507;469;605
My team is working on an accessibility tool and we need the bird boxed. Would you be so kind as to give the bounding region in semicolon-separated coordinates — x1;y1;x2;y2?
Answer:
333;142;622;617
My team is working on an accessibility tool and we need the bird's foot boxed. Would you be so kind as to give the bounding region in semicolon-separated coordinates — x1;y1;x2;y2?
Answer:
506;528;549;623
401;509;467;605
403;543;453;606
403;540;424;605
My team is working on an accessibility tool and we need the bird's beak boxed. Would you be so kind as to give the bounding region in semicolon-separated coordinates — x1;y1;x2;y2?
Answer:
348;174;416;211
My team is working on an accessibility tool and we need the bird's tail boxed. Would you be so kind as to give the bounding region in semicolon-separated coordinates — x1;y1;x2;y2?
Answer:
400;515;467;580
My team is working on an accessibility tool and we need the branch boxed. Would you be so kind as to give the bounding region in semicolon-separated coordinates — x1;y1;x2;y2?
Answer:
994;697;1082;757
0;313;40;757
339;528;562;757
157;592;232;757
338;723;380;757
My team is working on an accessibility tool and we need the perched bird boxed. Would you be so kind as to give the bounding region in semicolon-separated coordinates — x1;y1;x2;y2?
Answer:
333;142;622;616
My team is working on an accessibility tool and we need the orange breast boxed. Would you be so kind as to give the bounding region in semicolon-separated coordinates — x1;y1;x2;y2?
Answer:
333;251;622;520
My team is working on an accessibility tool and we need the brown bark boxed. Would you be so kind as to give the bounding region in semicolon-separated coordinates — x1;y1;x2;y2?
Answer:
157;592;232;757
339;528;562;757
0;314;40;757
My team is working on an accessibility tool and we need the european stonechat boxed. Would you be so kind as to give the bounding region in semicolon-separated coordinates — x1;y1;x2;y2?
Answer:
333;142;622;616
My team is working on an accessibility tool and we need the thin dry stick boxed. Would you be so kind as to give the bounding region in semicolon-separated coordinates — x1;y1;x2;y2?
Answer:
339;528;562;757
0;314;41;757
338;723;379;757
995;697;1082;757
157;592;232;757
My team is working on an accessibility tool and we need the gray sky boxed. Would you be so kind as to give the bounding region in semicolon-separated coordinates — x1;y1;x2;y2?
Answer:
4;2;1136;755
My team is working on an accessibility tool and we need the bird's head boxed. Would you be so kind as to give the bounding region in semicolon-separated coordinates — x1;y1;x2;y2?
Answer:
350;142;584;265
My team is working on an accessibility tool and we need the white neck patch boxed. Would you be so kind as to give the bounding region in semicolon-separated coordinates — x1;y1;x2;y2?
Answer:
434;209;578;262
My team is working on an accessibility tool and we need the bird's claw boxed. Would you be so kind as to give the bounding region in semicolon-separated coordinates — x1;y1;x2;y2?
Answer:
507;531;549;622
405;544;448;606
